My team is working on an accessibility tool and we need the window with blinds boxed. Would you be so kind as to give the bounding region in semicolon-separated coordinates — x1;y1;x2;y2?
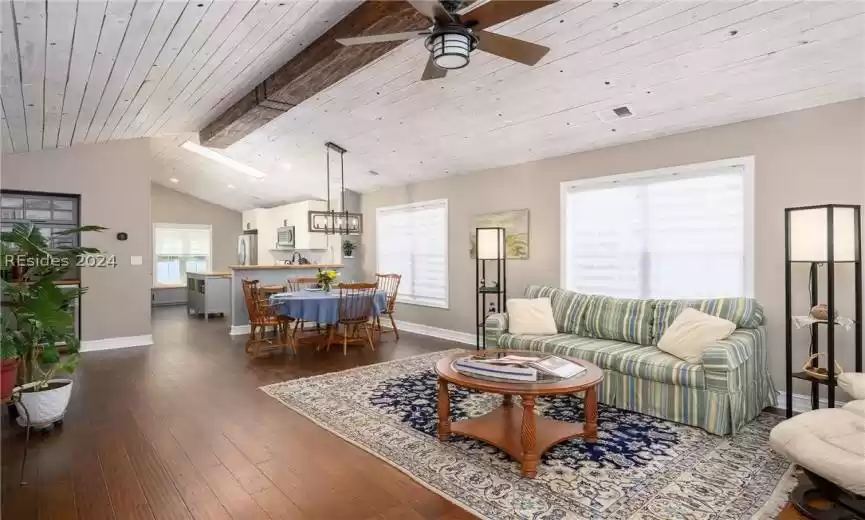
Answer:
562;158;753;299
153;224;212;286
376;199;449;308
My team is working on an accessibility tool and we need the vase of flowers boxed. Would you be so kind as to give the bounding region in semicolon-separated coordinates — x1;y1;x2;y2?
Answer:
317;268;339;292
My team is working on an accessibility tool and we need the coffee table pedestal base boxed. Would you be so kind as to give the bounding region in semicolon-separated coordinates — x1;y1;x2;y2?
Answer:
441;404;593;478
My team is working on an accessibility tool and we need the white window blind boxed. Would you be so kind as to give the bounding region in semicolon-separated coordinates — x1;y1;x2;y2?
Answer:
376;199;448;308
153;224;212;286
563;160;753;299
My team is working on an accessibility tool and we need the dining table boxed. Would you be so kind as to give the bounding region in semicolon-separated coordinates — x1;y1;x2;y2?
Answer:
268;289;389;348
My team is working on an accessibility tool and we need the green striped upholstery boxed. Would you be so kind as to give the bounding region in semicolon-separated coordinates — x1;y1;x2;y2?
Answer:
652;297;764;343
483;290;776;435
582;295;654;346
498;334;705;389
524;285;591;334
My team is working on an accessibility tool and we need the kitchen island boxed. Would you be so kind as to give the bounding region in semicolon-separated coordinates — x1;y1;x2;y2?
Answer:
228;264;344;334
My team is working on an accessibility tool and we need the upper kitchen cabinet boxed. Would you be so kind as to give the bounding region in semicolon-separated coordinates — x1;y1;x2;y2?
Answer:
246;200;335;252
242;208;266;232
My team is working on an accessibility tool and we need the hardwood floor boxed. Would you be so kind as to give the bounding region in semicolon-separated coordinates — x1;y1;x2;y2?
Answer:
2;306;802;519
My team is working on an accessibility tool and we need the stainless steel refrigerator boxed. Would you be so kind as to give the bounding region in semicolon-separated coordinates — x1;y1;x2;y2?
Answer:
237;230;258;266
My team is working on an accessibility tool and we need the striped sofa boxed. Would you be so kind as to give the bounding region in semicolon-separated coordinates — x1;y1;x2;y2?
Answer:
484;285;777;435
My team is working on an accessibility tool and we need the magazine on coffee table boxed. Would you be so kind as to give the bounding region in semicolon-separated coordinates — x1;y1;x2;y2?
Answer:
461;354;585;380
526;356;586;379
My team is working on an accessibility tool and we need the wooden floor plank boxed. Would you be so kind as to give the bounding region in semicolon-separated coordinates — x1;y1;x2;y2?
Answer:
0;306;803;520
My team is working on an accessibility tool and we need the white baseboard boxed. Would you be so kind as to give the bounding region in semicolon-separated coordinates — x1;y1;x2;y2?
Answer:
776;390;846;413
81;334;154;352
392;320;476;346
230;324;251;336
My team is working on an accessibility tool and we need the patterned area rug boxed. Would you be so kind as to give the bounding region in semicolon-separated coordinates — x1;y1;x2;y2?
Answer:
261;350;795;520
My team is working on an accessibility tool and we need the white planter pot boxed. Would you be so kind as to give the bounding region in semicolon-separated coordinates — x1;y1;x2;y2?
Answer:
14;378;73;428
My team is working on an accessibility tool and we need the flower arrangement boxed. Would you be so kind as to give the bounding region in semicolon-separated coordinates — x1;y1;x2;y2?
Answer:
317;268;339;292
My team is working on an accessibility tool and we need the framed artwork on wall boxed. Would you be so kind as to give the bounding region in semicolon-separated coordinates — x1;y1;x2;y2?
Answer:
470;209;529;259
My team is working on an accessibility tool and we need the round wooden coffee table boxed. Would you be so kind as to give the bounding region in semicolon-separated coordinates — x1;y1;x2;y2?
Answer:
434;350;604;478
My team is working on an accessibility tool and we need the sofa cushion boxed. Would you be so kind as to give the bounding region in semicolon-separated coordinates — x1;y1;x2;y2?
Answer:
582;295;654;346
657;308;736;364
507;298;557;335
498;333;705;389
524;285;591;334
652;297;763;343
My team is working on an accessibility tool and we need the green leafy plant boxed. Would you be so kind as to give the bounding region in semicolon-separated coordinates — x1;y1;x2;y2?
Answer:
342;239;356;257
0;222;104;388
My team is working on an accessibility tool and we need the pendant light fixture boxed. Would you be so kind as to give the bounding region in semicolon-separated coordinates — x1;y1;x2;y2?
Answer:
308;142;363;235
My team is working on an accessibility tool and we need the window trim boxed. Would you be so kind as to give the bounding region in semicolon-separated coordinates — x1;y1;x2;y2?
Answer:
559;156;755;298
375;198;449;309
152;223;213;288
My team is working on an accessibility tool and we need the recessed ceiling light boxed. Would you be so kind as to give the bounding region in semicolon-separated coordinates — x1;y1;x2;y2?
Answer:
169;178;179;183
227;184;235;189
180;141;267;179
282;162;292;170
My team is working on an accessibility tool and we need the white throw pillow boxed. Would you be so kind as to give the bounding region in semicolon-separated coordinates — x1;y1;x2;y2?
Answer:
507;298;557;335
657;308;736;364
839;373;865;400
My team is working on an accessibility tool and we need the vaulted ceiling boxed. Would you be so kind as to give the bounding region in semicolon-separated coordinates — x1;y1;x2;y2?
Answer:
0;0;360;153
4;1;865;212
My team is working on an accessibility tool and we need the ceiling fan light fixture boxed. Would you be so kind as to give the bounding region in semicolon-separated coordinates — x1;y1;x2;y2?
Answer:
426;26;477;70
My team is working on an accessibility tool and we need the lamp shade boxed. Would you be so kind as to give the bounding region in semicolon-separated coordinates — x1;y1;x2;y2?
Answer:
789;206;857;262
477;228;506;260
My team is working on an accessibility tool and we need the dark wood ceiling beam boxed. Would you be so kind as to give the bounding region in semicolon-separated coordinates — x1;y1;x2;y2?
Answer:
199;1;431;148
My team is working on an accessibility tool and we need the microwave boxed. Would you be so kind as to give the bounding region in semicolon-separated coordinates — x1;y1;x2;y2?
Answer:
276;226;295;248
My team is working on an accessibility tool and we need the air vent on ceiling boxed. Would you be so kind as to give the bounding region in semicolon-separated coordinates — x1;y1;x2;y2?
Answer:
595;105;636;123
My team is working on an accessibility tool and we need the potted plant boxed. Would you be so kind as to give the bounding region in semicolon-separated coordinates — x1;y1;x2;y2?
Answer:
342;239;356;259
1;330;20;401
1;222;103;428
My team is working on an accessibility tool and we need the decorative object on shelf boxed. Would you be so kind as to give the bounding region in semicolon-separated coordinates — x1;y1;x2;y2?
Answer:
470;209;529;260
475;227;506;350
316;268;339;293
809;304;837;321
785;204;862;417
802;353;844;381
1;222;105;428
308;142;363;235
792;315;856;330
342;239;356;259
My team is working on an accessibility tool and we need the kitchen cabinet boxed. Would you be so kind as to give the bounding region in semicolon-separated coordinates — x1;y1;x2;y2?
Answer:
187;273;230;320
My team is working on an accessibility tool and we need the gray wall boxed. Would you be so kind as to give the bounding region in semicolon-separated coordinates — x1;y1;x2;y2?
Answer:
1;138;154;341
341;190;364;282
362;99;865;395
151;182;242;273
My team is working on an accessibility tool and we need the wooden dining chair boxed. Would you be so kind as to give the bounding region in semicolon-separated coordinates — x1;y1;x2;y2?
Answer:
241;279;294;357
375;273;402;340
327;283;377;356
287;277;322;334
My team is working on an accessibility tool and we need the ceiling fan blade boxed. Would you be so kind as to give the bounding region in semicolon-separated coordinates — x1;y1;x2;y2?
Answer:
476;30;549;65
336;31;429;46
475;31;550;65
421;55;447;81
408;0;455;24
463;0;557;31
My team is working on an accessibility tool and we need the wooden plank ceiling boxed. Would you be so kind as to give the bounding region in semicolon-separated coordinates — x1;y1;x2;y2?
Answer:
3;1;864;212
0;0;361;154
152;0;865;210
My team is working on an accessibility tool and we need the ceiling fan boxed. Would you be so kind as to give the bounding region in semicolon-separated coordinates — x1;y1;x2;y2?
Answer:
336;0;556;80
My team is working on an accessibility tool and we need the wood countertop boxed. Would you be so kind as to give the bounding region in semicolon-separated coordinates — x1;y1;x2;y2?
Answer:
187;272;231;277
228;264;344;270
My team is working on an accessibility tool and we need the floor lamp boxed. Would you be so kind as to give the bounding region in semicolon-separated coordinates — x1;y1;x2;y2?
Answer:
475;227;506;350
784;204;862;417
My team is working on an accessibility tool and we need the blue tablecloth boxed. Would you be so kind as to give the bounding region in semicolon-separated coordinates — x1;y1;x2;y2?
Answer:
269;290;388;325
